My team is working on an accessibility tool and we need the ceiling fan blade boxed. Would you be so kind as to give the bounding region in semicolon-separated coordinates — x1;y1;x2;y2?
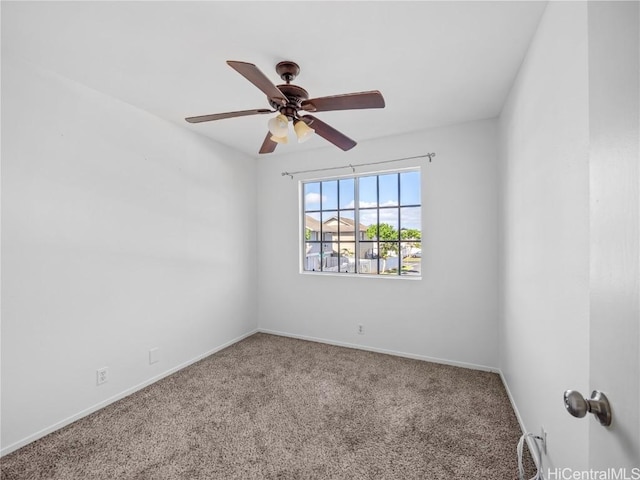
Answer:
301;90;385;112
227;61;287;106
301;115;357;151
185;109;273;123
259;132;278;154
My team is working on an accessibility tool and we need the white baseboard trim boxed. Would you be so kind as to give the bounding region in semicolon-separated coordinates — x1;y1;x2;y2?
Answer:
0;329;258;457
3;329;511;461
498;370;544;478
258;328;500;373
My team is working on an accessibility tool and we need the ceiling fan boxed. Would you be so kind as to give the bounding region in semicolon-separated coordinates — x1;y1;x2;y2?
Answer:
185;60;385;154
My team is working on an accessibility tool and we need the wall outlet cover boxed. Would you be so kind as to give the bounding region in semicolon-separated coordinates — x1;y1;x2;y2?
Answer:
149;348;159;365
96;367;108;386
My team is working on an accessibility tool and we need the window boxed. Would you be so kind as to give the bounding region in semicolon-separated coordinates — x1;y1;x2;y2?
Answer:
302;169;421;276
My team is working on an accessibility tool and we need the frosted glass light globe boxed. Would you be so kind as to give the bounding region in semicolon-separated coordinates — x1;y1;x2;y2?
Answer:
270;135;288;144
268;114;289;137
294;120;315;143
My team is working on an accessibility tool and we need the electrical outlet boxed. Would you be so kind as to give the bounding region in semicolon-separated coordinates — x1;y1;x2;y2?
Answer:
149;347;159;365
357;324;364;335
96;367;108;386
540;427;547;454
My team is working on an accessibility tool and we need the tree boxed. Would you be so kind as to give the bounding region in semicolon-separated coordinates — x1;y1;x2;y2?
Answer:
365;223;399;259
400;229;421;241
366;223;398;241
400;228;421;259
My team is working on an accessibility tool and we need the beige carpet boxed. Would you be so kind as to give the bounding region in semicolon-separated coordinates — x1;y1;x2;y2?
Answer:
1;333;534;479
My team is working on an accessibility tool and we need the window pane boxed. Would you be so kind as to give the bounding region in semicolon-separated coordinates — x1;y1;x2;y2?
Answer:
321;211;338;224
319;211;337;261
379;173;398;207
400;241;420;258
401;241;421;276
339;178;355;209
337;210;356;242
323;252;340;272
359;208;378;235
378;208;399;238
359;241;378;274
400;207;421;234
304;213;321;241
379;242;399;275
304;182;321;211
400;171;421;206
304;242;322;271
322;180;338;210
359;176;377;208
339;242;356;273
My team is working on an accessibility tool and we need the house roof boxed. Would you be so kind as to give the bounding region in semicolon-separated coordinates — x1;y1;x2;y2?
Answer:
305;215;367;233
304;215;322;232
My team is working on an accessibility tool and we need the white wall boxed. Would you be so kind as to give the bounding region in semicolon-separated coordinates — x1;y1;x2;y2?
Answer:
1;57;258;453
257;119;500;370
498;1;590;471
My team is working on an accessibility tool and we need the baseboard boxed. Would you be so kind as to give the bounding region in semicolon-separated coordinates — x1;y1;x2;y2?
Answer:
258;328;500;373
499;370;544;478
2;329;509;459
0;328;258;457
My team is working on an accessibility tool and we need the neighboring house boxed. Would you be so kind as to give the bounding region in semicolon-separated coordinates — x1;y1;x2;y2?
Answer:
304;215;322;242
305;215;367;271
320;216;367;243
305;215;421;273
305;215;367;254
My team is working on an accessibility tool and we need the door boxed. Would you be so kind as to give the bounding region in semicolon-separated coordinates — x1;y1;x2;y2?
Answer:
588;1;639;469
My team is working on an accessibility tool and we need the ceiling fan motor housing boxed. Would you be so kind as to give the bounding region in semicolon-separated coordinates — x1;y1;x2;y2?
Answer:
267;61;309;120
269;84;309;119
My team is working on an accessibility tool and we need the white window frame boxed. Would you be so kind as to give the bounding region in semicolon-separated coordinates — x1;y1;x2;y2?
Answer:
300;167;422;279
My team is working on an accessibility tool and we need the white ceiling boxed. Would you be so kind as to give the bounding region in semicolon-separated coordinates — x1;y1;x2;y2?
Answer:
2;1;547;158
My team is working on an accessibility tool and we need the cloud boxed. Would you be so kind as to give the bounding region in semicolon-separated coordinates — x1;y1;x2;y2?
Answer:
305;192;326;205
399;208;421;230
359;207;421;230
357;209;375;227
359;209;396;227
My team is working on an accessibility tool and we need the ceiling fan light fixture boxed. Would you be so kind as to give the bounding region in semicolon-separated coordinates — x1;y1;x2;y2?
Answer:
270;134;288;144
268;114;289;137
185;60;385;154
294;119;315;143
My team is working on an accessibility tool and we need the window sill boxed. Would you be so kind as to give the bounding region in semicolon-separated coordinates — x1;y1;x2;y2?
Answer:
299;271;422;280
